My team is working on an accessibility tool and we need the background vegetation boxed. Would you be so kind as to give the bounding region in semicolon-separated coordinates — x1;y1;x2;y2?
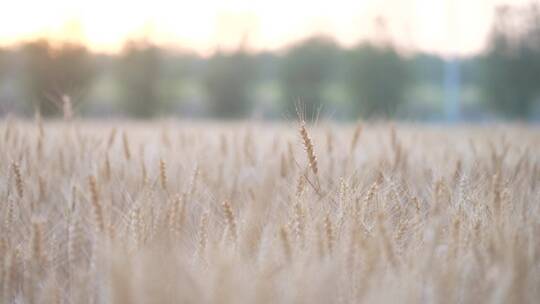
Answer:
1;4;539;120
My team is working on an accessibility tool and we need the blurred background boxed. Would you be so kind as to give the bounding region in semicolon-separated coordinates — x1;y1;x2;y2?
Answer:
0;0;539;121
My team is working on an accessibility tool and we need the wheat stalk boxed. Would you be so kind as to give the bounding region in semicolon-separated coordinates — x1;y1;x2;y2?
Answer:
299;121;318;176
88;175;105;234
11;162;24;198
122;132;131;161
159;158;168;191
222;201;237;242
279;226;292;262
350;123;362;153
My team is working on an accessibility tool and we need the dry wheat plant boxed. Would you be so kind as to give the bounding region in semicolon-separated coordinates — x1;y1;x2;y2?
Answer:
0;115;539;303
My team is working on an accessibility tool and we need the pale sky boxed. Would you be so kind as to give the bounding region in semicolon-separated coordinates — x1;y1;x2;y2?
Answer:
0;0;534;56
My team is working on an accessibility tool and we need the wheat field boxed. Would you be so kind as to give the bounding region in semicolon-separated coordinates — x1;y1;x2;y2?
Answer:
0;118;539;303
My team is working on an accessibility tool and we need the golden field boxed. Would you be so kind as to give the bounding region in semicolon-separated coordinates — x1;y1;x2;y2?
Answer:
0;118;539;303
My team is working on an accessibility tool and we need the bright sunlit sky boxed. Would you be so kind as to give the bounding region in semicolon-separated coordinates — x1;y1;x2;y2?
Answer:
0;0;534;56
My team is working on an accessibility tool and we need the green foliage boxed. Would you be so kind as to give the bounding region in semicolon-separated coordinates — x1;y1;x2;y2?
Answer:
411;54;445;84
20;40;95;116
345;45;411;118
117;41;164;118
5;4;540;121
203;51;257;118
280;37;340;119
480;5;540;118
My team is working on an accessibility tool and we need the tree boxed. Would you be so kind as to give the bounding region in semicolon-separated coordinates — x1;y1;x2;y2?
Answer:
203;51;257;118
345;44;411;118
117;41;164;118
481;5;540;118
21;40;95;116
280;37;339;119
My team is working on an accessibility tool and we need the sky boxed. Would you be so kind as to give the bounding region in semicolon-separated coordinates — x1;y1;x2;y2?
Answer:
0;0;535;56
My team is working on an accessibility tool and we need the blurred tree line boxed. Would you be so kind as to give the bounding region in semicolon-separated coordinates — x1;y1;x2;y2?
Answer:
0;3;539;120
480;4;540;119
